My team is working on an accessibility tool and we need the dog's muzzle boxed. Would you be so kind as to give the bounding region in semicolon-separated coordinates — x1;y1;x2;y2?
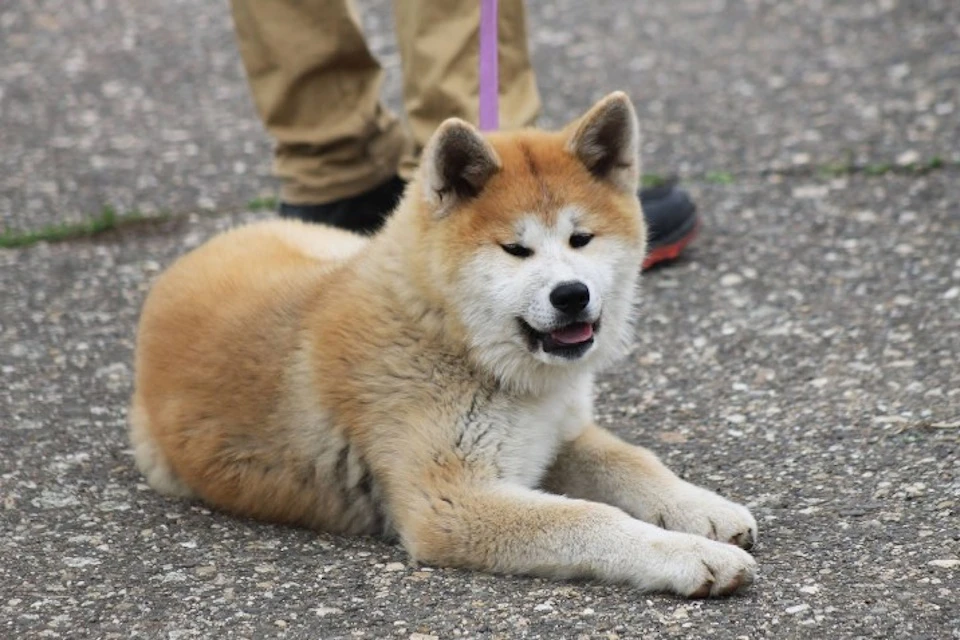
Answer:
518;316;600;360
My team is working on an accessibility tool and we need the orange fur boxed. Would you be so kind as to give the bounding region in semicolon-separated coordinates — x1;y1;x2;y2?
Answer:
131;93;757;596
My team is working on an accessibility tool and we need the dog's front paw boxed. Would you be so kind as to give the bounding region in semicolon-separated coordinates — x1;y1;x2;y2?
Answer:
653;482;757;550
642;530;757;598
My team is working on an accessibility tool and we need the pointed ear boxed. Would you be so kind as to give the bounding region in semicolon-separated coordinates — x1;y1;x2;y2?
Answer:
420;118;501;217
565;91;641;193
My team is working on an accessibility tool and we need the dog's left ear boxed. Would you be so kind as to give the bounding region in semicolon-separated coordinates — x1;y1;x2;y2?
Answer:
421;118;502;218
566;91;641;194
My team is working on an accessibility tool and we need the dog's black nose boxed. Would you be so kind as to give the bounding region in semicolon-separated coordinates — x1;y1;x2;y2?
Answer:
550;281;590;314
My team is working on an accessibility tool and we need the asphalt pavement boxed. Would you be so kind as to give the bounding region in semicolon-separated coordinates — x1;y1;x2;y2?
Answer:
1;1;958;638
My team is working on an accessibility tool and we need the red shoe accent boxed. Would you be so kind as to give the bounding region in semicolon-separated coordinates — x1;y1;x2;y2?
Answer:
642;220;700;270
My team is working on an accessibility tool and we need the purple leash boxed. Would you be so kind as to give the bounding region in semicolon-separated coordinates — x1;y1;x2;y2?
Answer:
478;0;499;131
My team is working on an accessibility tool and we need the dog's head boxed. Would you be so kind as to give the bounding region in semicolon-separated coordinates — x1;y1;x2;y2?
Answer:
407;92;647;391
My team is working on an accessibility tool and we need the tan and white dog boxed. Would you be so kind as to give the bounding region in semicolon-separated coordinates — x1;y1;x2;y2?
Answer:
130;93;757;597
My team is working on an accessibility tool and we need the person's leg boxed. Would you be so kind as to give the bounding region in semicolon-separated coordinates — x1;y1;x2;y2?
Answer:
232;0;699;262
393;0;541;179
230;0;408;231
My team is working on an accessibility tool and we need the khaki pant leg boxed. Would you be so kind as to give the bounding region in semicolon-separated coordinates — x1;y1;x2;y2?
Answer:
393;0;541;179
231;0;408;204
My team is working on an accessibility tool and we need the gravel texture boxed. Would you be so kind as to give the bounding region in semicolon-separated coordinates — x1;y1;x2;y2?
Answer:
1;0;959;638
2;174;958;638
2;0;959;233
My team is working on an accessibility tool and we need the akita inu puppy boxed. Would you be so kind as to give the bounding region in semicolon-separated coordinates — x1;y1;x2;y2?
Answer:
130;93;757;597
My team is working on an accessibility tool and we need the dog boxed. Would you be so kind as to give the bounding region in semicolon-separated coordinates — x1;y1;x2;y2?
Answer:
130;92;757;597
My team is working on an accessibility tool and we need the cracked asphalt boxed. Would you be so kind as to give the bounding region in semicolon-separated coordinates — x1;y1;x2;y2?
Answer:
1;1;958;638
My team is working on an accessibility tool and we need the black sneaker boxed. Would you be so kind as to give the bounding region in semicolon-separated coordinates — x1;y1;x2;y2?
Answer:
640;181;699;270
278;175;407;235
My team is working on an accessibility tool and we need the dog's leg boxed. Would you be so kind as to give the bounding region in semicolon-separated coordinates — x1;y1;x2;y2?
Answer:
542;424;757;550
394;485;755;597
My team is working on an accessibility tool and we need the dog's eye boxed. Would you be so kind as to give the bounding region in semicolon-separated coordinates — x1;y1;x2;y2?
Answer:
570;233;594;249
500;243;533;258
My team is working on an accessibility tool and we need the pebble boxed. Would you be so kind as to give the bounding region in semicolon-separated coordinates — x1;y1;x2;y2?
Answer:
720;273;744;287
896;150;920;166
792;185;829;199
786;604;811;615
927;559;960;569
904;482;927;498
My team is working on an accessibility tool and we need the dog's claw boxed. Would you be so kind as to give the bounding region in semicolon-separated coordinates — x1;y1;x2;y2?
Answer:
717;568;752;596
688;561;717;598
731;529;755;551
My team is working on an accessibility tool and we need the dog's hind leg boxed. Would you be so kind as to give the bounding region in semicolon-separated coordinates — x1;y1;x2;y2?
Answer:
128;398;195;499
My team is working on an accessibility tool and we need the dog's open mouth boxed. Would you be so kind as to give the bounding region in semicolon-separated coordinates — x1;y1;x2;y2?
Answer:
518;318;599;359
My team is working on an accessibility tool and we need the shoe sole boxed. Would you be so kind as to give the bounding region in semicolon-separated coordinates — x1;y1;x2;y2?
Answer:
642;214;700;270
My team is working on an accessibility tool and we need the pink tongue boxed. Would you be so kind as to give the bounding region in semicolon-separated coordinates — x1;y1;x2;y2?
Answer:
550;323;594;345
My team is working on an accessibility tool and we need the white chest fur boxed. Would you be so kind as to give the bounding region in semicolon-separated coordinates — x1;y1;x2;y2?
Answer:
457;375;594;488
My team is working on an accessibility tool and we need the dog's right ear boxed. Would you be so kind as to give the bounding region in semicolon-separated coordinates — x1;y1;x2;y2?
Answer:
421;118;501;218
